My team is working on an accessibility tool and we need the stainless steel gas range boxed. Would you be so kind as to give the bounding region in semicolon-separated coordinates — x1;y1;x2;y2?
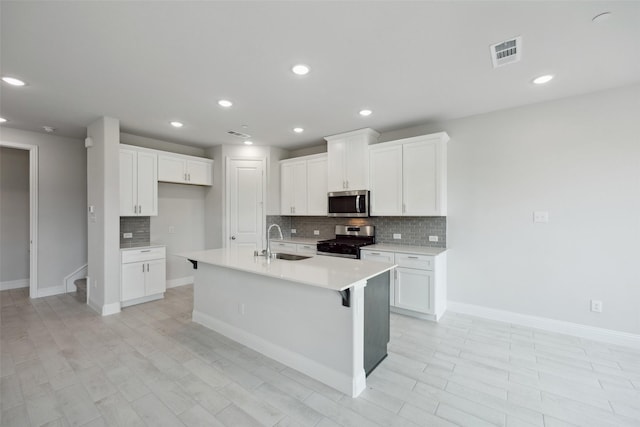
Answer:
316;225;375;259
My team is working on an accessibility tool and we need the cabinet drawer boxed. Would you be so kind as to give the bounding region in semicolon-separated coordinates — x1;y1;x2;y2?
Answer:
395;253;433;270
122;247;166;263
361;250;395;264
296;244;317;255
271;241;297;253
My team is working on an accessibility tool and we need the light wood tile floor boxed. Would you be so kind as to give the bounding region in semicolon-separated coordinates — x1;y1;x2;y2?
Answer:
1;285;639;426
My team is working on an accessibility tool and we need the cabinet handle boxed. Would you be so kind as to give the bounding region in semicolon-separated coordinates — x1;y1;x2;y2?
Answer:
394;270;397;280
403;204;406;213
134;205;137;214
147;263;150;272
188;173;191;181
370;252;380;255
346;180;349;189
140;249;151;252
139;205;142;214
408;256;419;259
142;264;145;273
184;173;187;181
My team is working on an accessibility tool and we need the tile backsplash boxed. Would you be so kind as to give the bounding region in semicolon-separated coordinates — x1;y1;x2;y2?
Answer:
120;216;151;248
266;215;446;247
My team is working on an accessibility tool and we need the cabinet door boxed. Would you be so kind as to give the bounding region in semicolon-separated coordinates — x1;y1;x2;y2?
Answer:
158;155;187;183
186;159;212;185
395;267;433;314
280;162;294;215
403;140;439;216
327;139;346;192
369;144;403;215
271;241;297;253
119;149;137;216
291;161;307;215
121;262;146;301
136;151;158;216
306;156;327;215
344;135;369;190
145;258;166;296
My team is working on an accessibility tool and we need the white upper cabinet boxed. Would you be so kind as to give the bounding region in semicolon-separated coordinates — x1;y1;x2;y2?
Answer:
158;153;213;186
280;153;327;216
306;155;328;215
369;132;449;216
280;160;307;215
325;128;379;192
119;145;158;216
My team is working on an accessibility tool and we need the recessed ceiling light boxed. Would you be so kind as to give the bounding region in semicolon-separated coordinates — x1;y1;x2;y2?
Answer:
244;140;253;145
293;127;304;133
218;99;233;108
533;75;554;85
0;117;7;123
592;11;612;23
2;76;26;86
170;121;183;128
359;109;373;117
292;64;310;76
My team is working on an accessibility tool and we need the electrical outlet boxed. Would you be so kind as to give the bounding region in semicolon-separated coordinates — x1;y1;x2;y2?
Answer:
429;235;439;242
393;233;401;239
168;226;175;234
313;230;320;235
533;211;549;223
123;232;133;239
291;229;297;234
590;300;603;313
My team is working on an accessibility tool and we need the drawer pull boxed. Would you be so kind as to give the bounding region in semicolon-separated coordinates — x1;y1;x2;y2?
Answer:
140;250;151;252
408;256;419;259
370;253;380;255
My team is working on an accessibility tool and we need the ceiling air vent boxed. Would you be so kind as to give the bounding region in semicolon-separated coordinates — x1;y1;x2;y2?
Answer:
227;130;251;139
490;36;522;68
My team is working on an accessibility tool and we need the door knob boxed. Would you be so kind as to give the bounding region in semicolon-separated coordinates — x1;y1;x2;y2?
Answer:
230;236;236;240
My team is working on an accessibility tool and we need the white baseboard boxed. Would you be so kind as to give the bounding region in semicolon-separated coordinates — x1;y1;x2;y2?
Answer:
166;276;193;288
448;301;640;350
1;279;29;291
64;264;88;292
36;285;66;298
193;310;364;397
121;293;164;307
102;302;121;316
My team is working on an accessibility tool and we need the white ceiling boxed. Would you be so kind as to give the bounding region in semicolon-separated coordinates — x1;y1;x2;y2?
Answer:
1;1;639;150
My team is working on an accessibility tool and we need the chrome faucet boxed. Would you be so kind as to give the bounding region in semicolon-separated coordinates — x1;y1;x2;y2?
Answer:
265;224;283;259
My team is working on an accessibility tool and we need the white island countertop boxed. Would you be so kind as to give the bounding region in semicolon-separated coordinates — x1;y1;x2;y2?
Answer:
179;247;395;292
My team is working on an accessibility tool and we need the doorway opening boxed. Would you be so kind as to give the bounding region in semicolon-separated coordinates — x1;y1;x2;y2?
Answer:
0;141;38;298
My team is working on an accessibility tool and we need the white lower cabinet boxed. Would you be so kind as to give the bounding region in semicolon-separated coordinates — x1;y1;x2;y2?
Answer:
361;248;446;321
296;243;317;255
121;246;166;307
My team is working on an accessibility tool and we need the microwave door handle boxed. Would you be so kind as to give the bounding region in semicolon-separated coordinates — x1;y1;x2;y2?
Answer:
355;195;360;213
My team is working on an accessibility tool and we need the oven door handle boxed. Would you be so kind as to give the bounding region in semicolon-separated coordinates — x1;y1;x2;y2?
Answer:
355;195;360;213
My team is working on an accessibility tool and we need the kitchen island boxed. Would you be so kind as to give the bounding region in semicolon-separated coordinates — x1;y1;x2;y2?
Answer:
179;247;396;397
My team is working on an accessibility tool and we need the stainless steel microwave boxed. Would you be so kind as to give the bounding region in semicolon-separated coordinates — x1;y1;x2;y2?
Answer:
327;190;369;217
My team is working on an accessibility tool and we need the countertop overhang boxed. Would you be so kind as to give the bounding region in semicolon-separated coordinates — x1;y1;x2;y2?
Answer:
178;248;396;292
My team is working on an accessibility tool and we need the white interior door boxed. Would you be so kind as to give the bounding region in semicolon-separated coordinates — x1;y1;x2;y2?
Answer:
227;158;265;250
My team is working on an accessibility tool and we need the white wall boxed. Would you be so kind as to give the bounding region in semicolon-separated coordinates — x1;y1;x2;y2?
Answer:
380;84;640;335
87;117;120;313
151;183;206;283
0;128;87;293
0;147;30;283
120;132;205;157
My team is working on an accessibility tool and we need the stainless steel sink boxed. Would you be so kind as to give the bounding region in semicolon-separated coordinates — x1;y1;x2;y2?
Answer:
272;253;310;261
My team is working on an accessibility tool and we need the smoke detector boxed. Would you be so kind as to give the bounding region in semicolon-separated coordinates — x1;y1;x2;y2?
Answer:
490;36;522;68
227;130;251;139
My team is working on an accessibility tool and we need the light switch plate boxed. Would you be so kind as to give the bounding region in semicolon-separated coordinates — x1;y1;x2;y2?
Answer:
168;226;175;234
393;233;401;239
313;230;320;235
123;232;133;239
429;235;439;242
291;229;297;234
